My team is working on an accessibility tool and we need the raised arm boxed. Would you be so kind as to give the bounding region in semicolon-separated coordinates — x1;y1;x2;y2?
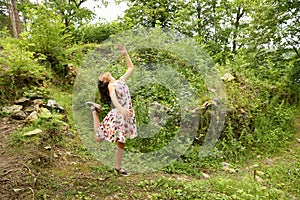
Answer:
119;46;134;81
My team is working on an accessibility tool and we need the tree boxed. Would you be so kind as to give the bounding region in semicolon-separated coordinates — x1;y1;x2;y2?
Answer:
0;1;10;30
6;0;21;37
24;5;71;74
171;0;251;62
43;0;96;30
277;0;300;58
123;0;185;28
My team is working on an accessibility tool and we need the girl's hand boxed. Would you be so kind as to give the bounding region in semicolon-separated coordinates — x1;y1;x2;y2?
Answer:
118;46;127;55
119;107;133;118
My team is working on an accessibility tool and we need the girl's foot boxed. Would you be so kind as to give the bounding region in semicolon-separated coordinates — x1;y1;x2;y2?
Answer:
115;168;129;176
86;101;101;113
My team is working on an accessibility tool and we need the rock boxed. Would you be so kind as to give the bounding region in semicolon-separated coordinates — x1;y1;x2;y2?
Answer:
191;107;199;114
255;175;264;183
24;92;44;99
200;100;217;110
208;88;216;93
15;97;30;106
152;117;160;123
24;105;37;113
39;107;52;119
150;102;168;111
252;164;259;168
265;158;273;165
255;170;264;176
222;166;230;171
297;138;300;143
2;104;27;120
24;100;43;113
33;99;44;106
222;162;230;167
44;146;51;150
66;132;74;139
2;105;23;114
13;188;22;192
47;100;64;112
202;172;210;179
11;110;27;120
26;111;38;122
228;168;236;173
239;108;247;114
61;123;69;131
221;71;235;82
23;129;42;136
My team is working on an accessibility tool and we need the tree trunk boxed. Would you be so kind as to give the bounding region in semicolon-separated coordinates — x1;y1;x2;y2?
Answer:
213;1;217;44
232;5;244;53
292;46;300;59
7;0;21;37
196;0;202;38
20;0;27;31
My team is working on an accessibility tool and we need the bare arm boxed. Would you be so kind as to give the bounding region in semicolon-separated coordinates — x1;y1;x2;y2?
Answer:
108;83;132;116
119;46;134;81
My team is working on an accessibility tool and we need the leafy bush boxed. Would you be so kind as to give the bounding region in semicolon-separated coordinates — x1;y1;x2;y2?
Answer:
72;20;132;44
0;32;50;105
23;5;71;76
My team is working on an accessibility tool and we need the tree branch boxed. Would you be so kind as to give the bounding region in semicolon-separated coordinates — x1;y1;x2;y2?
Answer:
292;46;300;58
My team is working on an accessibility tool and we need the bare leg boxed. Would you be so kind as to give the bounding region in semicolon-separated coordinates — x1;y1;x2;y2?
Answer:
115;142;124;170
91;110;104;142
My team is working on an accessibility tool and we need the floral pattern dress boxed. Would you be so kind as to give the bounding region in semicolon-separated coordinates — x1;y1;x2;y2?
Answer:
97;79;137;143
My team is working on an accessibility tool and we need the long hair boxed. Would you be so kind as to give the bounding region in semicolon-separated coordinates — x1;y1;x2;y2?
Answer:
97;80;111;104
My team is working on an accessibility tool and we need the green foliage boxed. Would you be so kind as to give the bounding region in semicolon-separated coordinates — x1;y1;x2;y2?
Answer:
72;20;133;44
0;32;50;105
136;176;290;200
44;0;95;28
23;5;71;75
0;1;10;31
124;0;185;28
10;112;68;148
64;43;98;70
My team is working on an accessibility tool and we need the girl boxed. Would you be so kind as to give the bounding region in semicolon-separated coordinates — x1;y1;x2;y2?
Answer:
87;46;137;176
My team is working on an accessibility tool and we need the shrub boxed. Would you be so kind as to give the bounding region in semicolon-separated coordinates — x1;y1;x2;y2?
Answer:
0;32;50;105
23;5;71;76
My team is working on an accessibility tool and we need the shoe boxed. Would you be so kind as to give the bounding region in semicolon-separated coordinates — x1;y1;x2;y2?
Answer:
86;101;101;113
115;168;130;176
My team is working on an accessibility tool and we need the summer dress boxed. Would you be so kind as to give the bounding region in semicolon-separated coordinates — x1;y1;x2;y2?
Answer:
97;79;137;143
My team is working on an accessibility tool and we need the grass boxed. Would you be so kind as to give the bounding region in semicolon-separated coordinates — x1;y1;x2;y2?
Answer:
3;117;299;199
2;80;299;200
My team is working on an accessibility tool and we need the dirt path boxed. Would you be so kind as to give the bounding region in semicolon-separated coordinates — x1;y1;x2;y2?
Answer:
1;114;299;199
294;114;300;139
0;117;30;199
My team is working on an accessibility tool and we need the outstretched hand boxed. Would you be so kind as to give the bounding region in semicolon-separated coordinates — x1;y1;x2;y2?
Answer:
118;46;127;55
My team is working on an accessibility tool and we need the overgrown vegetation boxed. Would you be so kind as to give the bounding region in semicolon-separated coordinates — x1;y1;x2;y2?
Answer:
0;0;299;199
